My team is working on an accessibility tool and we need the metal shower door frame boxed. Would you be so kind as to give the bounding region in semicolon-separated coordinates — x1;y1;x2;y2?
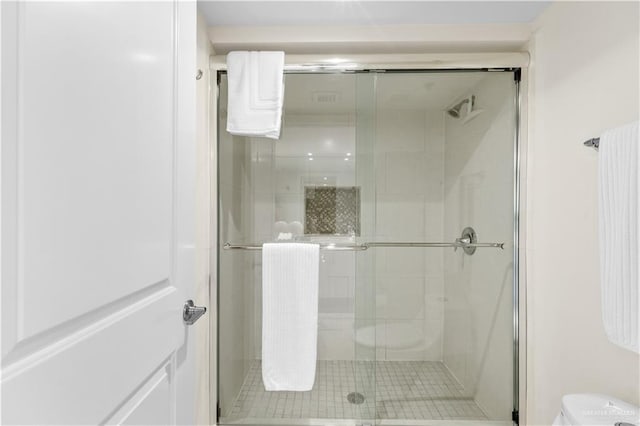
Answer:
212;65;524;426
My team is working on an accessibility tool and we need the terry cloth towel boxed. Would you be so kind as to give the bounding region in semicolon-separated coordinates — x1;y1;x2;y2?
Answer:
226;51;284;139
599;121;640;353
261;243;319;391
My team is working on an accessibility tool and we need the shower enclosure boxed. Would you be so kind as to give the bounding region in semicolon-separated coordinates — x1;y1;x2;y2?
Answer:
216;68;519;426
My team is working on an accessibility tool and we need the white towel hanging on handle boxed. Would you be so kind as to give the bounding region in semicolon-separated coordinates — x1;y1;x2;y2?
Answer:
262;243;319;391
599;120;640;353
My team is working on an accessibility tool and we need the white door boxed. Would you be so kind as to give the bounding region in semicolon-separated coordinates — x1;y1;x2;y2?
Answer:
1;2;200;424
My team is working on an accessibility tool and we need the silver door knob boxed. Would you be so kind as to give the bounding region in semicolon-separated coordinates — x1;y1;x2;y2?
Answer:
183;300;207;325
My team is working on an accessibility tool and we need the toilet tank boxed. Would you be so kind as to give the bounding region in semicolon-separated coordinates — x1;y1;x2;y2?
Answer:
559;394;639;426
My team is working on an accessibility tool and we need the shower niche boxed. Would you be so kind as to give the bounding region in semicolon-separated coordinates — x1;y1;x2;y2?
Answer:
217;70;518;426
304;186;361;236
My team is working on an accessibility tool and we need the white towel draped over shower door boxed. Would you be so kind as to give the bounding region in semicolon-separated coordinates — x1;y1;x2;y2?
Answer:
262;243;320;391
226;51;284;139
599;120;640;354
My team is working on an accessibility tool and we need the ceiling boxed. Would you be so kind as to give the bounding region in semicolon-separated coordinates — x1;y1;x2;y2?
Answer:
199;1;550;27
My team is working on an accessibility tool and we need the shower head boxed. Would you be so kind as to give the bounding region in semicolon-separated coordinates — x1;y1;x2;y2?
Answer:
447;95;475;119
447;107;461;118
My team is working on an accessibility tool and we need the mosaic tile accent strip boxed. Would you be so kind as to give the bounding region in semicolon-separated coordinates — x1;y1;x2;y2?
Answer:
304;186;360;236
221;360;488;423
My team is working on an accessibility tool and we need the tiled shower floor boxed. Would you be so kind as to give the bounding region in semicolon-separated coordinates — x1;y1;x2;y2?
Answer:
222;360;488;423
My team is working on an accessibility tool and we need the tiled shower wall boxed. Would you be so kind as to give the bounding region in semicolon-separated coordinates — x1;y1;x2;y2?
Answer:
248;116;360;360
245;110;446;362
374;109;445;361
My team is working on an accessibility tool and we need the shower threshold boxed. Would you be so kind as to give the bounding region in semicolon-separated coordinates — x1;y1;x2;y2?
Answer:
219;418;510;426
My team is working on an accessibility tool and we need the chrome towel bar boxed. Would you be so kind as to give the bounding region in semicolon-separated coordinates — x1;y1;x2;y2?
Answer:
223;241;504;251
223;227;504;254
223;242;369;251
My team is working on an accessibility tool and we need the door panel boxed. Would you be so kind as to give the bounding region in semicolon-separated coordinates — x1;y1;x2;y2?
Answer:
118;363;172;426
1;1;198;424
2;289;179;424
18;0;174;340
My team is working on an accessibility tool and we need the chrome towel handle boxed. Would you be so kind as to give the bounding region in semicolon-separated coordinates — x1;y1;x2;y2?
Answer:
183;300;207;325
222;227;504;253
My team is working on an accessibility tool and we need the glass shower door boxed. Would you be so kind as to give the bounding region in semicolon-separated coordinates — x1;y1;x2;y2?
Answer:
216;68;519;426
217;71;380;426
369;70;517;424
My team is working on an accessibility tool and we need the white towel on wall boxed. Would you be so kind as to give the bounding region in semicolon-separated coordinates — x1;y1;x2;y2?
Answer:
226;51;284;139
599;120;640;353
262;243;319;391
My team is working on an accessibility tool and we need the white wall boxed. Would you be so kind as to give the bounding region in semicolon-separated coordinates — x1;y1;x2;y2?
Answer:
443;73;516;420
527;2;640;424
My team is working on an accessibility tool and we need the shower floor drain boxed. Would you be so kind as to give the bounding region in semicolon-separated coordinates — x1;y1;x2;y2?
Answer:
347;392;365;404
